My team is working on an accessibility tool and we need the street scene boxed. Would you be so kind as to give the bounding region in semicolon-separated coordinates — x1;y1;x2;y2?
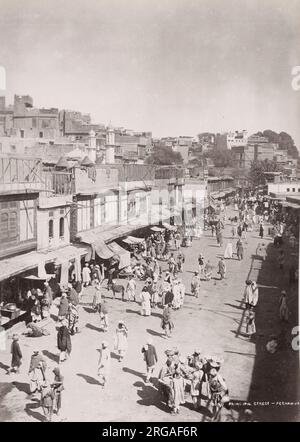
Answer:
0;0;299;424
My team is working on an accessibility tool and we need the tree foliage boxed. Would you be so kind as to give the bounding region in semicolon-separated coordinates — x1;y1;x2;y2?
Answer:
249;159;282;187
262;130;299;159
146;144;183;165
204;148;235;168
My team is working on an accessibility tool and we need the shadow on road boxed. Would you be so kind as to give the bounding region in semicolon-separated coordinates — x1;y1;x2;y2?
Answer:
42;350;59;363
134;380;168;412
146;328;164;338
76;373;102;385
25;401;45;422
12;381;29;394
85;323;103;333
123;367;144;380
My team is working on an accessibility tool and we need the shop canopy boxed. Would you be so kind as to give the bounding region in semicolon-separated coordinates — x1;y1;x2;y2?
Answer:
122;236;145;245
0;244;88;283
79;231;115;260
150;226;165;232
162;223;177;231
107;242;131;269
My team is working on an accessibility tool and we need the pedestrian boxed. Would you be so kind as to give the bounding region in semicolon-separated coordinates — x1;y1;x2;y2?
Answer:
7;334;22;375
204;260;213;281
245;281;258;311
224;241;233;259
177;279;186;307
278;250;285;270
31;296;41;323
41;382;55;422
198;253;205;276
141;337;158;384
217;257;226;280
92;279;102;311
279;290;289;322
67;302;79;335
98;341;111;388
190;369;202;410
125;275;137;302
164;288;174;307
172;279;182;310
150;281;159;308
114;321;128;362
191;272;201;298
82;263;91;287
51;366;64;418
236;239;244;260
246;311;256;339
99;299;109;332
57;319;72;363
231;224;237;239
161;304;174;338
207;368;228;421
171;369;185;414
175;232;181;250
140;283;152;316
256;242;267;261
28;351;47;396
243;280;252;310
176;252;185;273
259;223;264;239
44;281;53;307
168;253;176;274
68;283;80;306
58;292;69;320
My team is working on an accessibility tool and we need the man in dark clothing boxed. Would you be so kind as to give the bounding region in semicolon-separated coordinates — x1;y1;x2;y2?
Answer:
142;338;158;384
68;284;79;306
7;334;22;374
164;290;174;306
57;320;72;363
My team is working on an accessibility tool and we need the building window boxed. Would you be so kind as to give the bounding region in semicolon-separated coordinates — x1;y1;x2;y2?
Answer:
49;219;54;239
39;131;43;138
286;188;290;192
292;188;295;192
19;200;35;241
20;130;24;138
0;210;18;243
77;200;91;232
59;217;64;238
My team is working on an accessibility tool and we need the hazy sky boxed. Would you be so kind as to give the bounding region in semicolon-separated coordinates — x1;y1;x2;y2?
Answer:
0;0;299;145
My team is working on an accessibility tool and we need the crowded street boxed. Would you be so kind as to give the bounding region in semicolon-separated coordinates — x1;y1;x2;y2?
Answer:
0;198;298;422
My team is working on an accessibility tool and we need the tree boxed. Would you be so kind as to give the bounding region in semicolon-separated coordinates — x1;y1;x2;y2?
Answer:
204;148;235;168
249;159;282;187
262;130;299;159
145;144;183;165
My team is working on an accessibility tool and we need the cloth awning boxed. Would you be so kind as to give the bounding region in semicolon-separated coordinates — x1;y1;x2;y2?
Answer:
0;244;88;283
162;223;177;231
78;231;114;259
107;242;131;269
150;226;165;232
122;236;145;245
93;240;115;260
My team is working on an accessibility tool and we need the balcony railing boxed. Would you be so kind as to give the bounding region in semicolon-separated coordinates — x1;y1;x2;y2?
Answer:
43;171;73;196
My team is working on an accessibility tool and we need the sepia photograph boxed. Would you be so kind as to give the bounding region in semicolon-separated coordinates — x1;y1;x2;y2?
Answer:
0;0;299;424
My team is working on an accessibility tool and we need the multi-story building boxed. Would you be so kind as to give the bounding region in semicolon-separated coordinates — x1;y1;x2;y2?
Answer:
12;95;60;139
227;130;248;150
